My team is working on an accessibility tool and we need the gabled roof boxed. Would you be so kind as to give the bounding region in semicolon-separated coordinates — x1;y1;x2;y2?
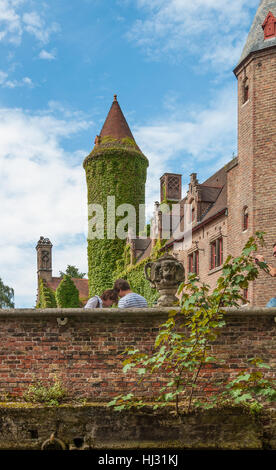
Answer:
236;1;276;69
100;95;136;141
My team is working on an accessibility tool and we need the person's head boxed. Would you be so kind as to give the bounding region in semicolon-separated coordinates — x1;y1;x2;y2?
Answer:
273;243;276;258
113;279;131;298
100;289;118;307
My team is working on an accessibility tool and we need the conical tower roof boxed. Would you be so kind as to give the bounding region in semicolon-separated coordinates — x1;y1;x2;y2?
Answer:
236;0;276;69
99;95;135;141
83;95;148;166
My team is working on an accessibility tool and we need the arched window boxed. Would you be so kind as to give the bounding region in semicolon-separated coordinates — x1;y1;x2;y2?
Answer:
243;207;249;231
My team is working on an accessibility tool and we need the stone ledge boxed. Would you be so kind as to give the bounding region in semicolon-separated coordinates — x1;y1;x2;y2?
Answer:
0;307;275;320
0;404;274;450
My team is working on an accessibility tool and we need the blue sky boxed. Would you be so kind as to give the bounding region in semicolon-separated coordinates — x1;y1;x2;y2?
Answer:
0;0;260;307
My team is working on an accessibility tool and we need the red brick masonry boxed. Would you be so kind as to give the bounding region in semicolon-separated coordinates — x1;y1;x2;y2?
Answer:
0;308;275;401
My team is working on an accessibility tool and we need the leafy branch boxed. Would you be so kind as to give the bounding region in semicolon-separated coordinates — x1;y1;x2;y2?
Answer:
108;232;275;415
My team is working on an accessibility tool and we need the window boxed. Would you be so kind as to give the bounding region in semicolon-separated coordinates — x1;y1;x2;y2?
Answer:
243;207;249;231
243;78;249;104
243;288;248;304
210;238;223;270
188;251;199;275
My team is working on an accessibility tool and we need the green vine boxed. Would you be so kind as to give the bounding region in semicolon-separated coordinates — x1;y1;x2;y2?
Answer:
113;239;165;307
84;144;148;295
109;232;276;414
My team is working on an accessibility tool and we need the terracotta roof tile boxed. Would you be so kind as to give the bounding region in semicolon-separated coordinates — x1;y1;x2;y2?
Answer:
46;277;89;305
100;95;136;141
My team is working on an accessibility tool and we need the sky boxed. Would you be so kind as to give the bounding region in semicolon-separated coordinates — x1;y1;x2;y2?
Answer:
0;0;260;308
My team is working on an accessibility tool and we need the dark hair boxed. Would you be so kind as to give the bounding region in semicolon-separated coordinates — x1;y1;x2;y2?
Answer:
113;279;130;293
101;289;118;303
273;243;276;248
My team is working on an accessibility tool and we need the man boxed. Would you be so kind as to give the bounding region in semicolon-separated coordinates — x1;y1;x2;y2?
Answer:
113;279;148;308
84;289;118;308
255;243;276;307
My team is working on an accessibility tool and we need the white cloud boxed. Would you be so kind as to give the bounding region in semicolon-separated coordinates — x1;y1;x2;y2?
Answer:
0;1;59;46
0;69;33;87
22;11;60;44
0;0;23;44
39;49;56;60
0;106;92;307
127;0;260;68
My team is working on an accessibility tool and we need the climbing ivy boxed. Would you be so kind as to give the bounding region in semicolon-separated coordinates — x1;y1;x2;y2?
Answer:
84;139;148;295
36;279;57;308
55;275;80;308
113;239;165;307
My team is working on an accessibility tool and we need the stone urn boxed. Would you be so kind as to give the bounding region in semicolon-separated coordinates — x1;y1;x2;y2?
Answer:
144;254;185;307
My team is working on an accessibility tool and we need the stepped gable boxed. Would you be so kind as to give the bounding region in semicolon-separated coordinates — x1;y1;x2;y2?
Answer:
236;0;276;69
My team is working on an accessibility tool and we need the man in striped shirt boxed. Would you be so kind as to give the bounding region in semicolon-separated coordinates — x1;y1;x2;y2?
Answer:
113;279;148;309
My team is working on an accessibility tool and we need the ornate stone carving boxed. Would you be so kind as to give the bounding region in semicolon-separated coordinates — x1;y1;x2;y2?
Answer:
145;254;185;307
36;236;52;246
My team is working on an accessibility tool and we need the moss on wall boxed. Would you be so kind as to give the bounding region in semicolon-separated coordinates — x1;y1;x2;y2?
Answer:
84;140;148;295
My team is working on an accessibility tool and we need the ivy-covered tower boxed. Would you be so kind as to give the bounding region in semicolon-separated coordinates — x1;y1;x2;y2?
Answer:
83;95;148;295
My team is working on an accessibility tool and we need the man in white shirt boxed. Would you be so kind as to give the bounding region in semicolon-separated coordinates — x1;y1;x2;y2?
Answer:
113;279;148;308
84;289;118;308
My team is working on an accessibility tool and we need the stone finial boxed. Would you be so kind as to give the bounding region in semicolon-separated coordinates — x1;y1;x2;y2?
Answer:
144;254;185;307
36;236;52;248
190;173;198;185
94;135;101;146
114;94;118;102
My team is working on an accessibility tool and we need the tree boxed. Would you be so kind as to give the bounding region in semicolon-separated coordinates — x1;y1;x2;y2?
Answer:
0;277;14;308
59;265;86;279
109;232;276;414
55;275;80;308
36;279;57;309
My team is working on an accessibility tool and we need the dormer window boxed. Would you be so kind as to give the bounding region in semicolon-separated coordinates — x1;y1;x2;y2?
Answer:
262;11;276;40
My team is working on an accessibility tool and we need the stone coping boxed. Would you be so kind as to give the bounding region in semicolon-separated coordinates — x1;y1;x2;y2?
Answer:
0;307;275;320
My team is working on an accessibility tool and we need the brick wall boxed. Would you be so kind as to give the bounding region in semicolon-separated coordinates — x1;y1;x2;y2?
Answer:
229;48;276;306
0;308;275;401
173;213;228;292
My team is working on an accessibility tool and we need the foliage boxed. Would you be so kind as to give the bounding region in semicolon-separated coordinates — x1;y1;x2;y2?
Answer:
113;239;165;307
109;232;276;414
55;275;80;308
59;265;86;279
36;279;57;309
222;358;276;409
0;277;14;309
84;144;148;295
23;376;68;406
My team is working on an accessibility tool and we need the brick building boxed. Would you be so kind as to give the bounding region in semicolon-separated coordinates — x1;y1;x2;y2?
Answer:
132;0;276;307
